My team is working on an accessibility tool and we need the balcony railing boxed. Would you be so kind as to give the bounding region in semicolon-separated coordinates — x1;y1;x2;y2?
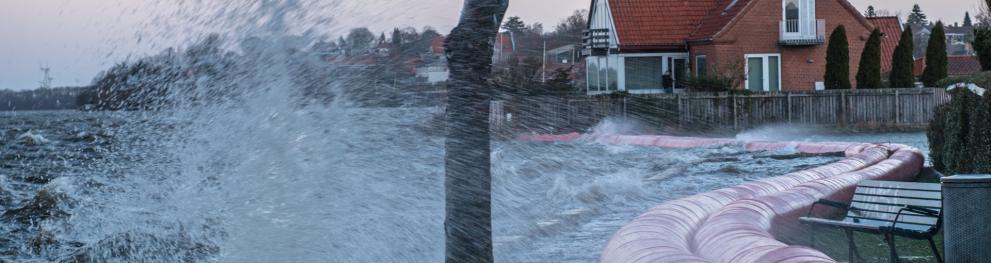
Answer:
582;28;610;55
780;19;826;46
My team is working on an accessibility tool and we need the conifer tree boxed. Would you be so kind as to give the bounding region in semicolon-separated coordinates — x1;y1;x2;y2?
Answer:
921;22;948;87
890;26;916;88
865;6;877;18
857;29;883;89
907;4;928;27
964;12;973;27
825;25;851;89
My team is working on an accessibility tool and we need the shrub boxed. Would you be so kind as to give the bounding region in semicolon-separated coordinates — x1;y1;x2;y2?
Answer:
825;25;851;89
929;87;991;174
971;93;991;172
684;74;737;92
974;26;991;71
890;26;916;88
921;22;949;87
857;29;883;89
928;103;949;171
937;71;991;88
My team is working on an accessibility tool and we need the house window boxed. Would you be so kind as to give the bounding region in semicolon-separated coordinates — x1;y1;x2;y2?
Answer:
695;55;708;77
625;57;663;90
782;0;815;37
606;57;619;91
785;0;800;33
745;54;781;92
586;55;620;92
587;59;600;91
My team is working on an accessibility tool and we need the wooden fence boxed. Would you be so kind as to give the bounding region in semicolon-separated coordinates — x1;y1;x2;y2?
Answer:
495;88;953;133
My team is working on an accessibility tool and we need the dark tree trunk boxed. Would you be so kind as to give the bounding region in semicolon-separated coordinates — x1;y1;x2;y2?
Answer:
443;1;508;263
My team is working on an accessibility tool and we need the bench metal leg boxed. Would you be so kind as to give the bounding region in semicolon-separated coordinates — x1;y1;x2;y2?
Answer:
845;230;862;263
809;225;816;248
884;233;899;263
928;237;943;263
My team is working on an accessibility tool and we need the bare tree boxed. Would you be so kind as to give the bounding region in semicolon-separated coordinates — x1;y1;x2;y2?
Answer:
443;0;508;262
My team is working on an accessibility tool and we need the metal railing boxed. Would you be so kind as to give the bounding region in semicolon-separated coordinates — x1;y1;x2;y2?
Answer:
780;19;826;45
582;28;611;52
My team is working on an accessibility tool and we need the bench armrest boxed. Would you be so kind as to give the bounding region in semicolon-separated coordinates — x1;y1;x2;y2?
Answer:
903;205;940;217
806;199;850;218
892;205;941;229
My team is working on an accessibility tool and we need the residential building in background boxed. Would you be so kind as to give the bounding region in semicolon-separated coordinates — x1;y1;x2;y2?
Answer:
584;0;901;94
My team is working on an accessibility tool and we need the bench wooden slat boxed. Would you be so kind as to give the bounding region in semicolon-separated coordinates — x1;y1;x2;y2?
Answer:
852;195;942;208
851;201;942;215
858;180;942;191
854;187;942;200
848;211;939;226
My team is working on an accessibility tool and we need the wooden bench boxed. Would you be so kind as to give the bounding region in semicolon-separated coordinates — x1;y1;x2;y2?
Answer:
799;180;943;263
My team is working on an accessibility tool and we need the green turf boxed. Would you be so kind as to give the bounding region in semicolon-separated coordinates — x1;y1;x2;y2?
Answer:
784;174;944;263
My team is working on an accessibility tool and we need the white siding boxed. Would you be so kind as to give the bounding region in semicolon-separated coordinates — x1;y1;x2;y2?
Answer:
590;0;619;47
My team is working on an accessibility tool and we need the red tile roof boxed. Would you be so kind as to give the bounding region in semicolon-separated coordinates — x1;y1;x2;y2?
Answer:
603;0;872;48
608;0;718;49
430;36;446;54
866;17;902;74
914;55;983;77
689;0;755;41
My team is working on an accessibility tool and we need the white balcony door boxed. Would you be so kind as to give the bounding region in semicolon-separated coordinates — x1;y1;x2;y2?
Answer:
783;0;815;38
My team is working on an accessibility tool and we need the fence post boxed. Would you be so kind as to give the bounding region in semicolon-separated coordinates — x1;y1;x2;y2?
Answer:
894;90;901;125
732;94;739;130
677;95;683;130
840;91;847;128
787;93;793;123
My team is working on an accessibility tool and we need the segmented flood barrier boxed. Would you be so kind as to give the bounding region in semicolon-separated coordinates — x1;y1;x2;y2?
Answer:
518;133;924;263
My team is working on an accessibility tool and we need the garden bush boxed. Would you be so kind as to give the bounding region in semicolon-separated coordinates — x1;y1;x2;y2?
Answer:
929;86;991;174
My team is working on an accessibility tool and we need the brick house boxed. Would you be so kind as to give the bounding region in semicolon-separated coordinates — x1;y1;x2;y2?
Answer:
584;0;883;94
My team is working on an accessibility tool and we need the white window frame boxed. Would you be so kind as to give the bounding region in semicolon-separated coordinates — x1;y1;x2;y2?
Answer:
744;54;782;92
695;55;708;77
781;0;816;39
586;54;622;95
616;53;689;94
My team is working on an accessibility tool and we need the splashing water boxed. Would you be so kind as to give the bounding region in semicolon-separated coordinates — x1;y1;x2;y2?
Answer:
0;1;870;262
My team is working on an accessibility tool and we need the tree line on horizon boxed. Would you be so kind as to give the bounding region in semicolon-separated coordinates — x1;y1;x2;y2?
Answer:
70;9;589;111
0;87;82;111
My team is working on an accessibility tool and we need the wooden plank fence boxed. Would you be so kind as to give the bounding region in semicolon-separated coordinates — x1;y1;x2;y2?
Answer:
494;88;952;133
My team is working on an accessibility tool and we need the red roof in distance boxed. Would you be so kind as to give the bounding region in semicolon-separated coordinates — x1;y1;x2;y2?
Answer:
866;17;902;74
915;55;983;77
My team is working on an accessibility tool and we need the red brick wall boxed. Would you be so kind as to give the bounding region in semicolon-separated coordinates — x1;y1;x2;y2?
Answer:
692;0;873;91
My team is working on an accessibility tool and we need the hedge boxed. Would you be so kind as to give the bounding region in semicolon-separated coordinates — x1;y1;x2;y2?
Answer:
929;85;991;174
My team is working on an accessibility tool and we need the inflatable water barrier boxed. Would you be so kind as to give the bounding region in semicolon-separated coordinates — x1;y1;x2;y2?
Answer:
518;133;924;263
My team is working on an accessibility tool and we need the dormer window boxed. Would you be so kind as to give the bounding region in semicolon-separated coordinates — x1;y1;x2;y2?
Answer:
780;0;824;45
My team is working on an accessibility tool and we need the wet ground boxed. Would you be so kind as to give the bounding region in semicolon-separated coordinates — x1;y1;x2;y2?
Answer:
0;109;927;262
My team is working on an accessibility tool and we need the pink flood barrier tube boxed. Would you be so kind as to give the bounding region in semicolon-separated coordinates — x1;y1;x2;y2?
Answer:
517;133;925;263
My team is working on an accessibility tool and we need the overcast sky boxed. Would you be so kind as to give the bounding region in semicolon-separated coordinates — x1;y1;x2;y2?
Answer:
0;0;982;90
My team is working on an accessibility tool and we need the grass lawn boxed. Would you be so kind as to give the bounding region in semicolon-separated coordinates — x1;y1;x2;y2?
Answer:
783;171;944;263
800;229;943;263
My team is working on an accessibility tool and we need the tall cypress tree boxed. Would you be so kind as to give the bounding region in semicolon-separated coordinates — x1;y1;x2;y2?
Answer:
922;22;948;87
825;25;851;89
890;26;916;88
964;12;973;27
857;29;883;89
